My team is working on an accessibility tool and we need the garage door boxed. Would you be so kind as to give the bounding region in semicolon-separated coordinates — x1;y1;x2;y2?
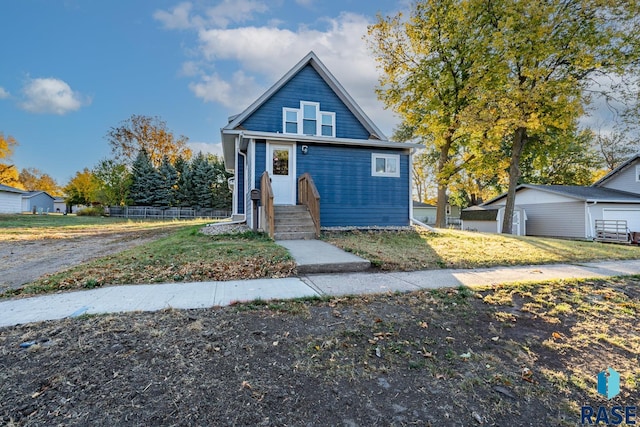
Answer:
603;209;640;231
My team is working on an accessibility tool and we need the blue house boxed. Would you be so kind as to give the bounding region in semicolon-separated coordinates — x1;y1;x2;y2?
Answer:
221;52;417;239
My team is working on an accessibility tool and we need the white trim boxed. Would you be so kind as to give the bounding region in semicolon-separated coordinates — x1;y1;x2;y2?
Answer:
282;101;336;137
283;107;298;134
371;153;401;178
232;137;239;216
408;149;414;222
225;129;419;150
266;141;297;205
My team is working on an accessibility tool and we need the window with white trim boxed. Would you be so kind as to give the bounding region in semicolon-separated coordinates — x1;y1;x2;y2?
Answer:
284;108;298;134
636;165;640;182
282;101;336;137
371;153;400;177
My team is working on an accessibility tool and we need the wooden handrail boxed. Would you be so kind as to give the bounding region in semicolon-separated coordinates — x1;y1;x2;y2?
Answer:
298;172;321;237
260;171;275;239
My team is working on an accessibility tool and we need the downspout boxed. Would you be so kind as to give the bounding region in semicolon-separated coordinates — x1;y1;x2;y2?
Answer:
409;147;414;225
586;201;597;240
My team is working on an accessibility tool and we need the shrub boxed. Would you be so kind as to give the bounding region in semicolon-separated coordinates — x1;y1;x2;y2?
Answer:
77;207;105;217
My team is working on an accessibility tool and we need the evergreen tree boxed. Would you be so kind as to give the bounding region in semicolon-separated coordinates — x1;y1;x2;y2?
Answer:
157;155;178;206
174;155;193;206
130;149;161;206
189;152;213;208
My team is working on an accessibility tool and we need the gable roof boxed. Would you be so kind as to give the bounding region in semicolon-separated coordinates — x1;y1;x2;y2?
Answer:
593;153;640;187
22;191;55;199
0;184;25;194
483;184;640;205
222;51;387;141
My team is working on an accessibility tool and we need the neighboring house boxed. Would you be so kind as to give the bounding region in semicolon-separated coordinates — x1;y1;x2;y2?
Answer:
412;201;436;224
22;191;55;213
221;52;418;238
461;205;528;236
474;154;640;239
0;184;24;214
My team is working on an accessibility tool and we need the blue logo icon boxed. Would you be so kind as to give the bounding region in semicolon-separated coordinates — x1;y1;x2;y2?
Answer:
597;367;621;400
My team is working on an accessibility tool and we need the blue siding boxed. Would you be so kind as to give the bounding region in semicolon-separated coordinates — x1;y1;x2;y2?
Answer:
241;65;371;140
254;140;267;190
236;154;244;214
24;193;54;212
296;144;410;226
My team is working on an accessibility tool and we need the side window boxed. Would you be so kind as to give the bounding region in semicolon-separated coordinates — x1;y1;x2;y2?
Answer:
371;153;400;177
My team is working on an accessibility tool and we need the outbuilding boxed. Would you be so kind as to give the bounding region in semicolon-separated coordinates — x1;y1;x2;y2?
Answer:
0;184;25;214
21;191;55;214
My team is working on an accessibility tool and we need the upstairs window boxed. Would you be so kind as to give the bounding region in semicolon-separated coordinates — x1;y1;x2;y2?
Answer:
284;108;298;134
636;165;640;182
282;101;335;137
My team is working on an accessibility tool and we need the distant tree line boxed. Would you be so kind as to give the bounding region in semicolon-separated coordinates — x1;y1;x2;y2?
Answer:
63;114;232;209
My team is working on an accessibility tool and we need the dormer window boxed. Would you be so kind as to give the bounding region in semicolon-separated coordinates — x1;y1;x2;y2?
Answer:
283;101;335;137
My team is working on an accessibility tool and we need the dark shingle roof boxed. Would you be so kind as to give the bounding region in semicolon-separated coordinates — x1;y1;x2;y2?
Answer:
413;201;435;208
461;206;500;221
483;184;640;205
0;184;25;194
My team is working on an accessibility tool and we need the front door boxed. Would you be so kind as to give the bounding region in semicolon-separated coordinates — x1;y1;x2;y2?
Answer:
267;143;295;205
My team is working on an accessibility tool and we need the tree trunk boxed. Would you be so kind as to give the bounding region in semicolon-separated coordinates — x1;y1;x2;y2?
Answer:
502;127;527;234
435;137;452;228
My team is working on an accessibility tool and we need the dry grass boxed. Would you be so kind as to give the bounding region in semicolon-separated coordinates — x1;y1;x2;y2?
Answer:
323;227;640;270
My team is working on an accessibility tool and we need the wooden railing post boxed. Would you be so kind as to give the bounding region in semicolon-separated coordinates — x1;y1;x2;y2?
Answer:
297;172;321;237
260;171;275;239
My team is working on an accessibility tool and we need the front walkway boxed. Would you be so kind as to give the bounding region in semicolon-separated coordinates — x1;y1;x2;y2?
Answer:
1;259;639;328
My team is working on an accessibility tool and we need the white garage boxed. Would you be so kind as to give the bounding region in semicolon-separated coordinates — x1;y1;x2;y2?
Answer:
602;208;640;232
0;184;25;214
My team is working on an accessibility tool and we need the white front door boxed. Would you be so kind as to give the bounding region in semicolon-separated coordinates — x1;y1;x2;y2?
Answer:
267;143;296;205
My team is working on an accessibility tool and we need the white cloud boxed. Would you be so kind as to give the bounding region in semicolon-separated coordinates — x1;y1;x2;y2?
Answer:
0;87;9;99
153;2;195;30
157;3;399;136
154;0;268;30
189;70;261;109
193;12;396;135
20;77;89;115
188;141;223;157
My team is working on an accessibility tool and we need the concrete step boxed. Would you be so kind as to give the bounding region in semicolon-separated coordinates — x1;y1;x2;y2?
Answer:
275;216;315;226
274;231;316;240
274;213;314;222
275;240;371;274
275;224;316;233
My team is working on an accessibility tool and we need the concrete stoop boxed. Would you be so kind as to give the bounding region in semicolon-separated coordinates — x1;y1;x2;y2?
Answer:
276;239;371;274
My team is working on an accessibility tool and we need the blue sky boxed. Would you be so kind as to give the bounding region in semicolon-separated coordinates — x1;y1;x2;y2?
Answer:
0;0;405;185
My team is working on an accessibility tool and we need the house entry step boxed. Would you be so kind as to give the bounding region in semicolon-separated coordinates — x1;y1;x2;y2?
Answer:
276;239;371;274
273;205;317;240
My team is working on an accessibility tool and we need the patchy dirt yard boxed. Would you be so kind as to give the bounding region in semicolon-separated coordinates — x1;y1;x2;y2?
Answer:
1;277;638;426
0;229;166;292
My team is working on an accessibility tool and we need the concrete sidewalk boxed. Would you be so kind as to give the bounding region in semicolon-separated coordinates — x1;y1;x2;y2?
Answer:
1;259;639;328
